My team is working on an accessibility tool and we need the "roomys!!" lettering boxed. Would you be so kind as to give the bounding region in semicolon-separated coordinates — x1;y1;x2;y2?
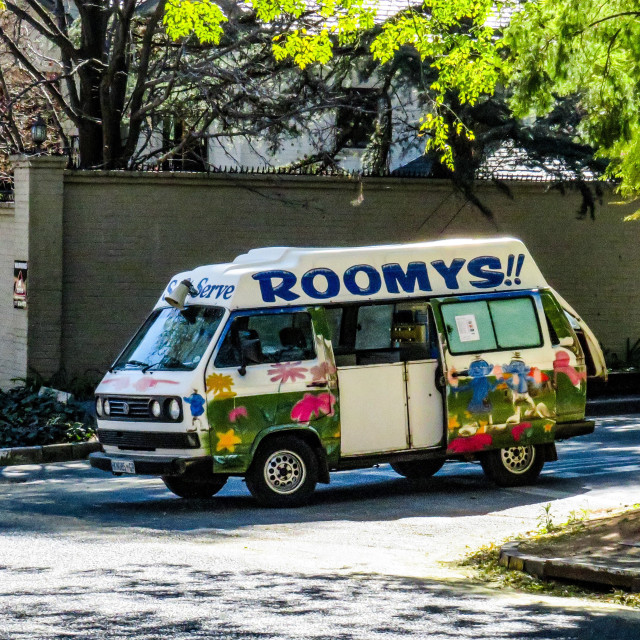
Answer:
252;254;526;303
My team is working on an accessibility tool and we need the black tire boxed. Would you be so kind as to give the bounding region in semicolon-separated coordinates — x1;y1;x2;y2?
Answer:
390;458;446;479
161;474;227;499
246;436;318;507
480;444;545;487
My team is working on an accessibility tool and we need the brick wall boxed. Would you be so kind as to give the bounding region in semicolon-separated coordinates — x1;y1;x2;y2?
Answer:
0;197;27;389
57;171;639;379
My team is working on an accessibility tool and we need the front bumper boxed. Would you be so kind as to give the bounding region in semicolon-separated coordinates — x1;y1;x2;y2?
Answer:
89;451;212;477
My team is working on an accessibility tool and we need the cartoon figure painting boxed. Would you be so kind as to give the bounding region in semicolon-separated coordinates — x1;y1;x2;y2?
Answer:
184;392;206;417
502;354;553;423
450;357;499;435
553;350;587;387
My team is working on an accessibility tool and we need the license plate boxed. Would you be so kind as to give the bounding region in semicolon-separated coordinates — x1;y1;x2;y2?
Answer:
111;459;135;474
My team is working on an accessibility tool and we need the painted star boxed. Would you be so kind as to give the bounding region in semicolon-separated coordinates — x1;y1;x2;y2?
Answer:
216;429;242;453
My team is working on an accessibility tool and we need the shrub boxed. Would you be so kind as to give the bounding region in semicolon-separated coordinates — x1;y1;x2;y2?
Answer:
0;384;93;448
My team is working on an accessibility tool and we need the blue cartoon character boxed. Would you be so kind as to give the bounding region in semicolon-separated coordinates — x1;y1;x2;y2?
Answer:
502;355;552;423
183;392;206;417
450;357;499;433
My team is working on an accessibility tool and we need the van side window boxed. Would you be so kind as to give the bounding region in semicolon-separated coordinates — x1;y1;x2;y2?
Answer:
355;304;394;350
540;290;576;344
488;298;542;350
441;296;542;355
215;311;315;368
441;301;497;353
324;307;343;343
331;301;437;366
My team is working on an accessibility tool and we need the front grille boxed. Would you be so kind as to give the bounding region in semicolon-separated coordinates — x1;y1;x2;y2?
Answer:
99;395;183;422
108;397;152;419
98;429;200;451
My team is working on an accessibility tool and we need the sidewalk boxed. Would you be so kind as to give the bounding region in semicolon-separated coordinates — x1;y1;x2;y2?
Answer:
586;395;640;417
0;441;100;468
500;509;640;592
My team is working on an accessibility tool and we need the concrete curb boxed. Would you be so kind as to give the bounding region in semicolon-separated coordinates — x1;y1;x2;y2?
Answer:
0;441;101;468
586;396;640;417
499;542;640;592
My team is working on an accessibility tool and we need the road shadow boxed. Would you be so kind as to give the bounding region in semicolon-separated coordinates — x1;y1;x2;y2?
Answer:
2;419;639;534
0;459;595;535
1;565;639;639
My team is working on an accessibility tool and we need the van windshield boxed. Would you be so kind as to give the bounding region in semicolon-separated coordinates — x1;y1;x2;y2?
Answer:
113;306;225;371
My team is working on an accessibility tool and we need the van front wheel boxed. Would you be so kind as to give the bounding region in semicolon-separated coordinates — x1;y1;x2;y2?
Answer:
246;436;318;507
480;444;544;487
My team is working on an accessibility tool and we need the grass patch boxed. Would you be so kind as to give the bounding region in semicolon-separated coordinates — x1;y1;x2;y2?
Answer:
461;505;640;609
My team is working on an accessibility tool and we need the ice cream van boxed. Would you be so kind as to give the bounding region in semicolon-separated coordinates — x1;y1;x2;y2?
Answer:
89;238;606;506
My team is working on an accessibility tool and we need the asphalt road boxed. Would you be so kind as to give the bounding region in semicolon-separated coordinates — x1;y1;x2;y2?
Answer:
1;415;640;639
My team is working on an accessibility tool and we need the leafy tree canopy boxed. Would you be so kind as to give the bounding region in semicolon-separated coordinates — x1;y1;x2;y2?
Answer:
505;1;640;215
164;0;507;169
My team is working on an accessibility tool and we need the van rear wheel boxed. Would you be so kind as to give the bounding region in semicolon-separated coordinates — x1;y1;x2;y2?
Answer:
246;436;318;507
162;474;227;499
391;458;445;479
480;444;544;487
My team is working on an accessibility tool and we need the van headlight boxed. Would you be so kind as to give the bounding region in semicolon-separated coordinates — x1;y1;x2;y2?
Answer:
95;397;103;417
151;400;162;418
168;399;181;421
103;399;111;416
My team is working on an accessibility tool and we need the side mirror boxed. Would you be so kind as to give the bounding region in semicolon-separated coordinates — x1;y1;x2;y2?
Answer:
237;338;262;376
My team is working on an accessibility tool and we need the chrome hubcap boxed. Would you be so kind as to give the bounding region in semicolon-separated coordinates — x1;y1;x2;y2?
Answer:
264;450;306;494
500;446;535;474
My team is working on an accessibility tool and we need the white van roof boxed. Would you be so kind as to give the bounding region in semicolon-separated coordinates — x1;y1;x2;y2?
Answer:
156;237;547;310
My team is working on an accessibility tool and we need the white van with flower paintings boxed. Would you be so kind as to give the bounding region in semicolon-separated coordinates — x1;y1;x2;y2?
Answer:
89;238;606;506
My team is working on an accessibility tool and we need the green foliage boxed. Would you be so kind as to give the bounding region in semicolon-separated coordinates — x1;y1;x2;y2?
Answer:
0;384;91;448
164;0;507;170
163;0;228;44
506;1;640;206
54;417;96;443
537;503;558;534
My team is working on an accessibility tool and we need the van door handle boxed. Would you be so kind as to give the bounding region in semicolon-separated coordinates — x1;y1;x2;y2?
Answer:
306;382;326;388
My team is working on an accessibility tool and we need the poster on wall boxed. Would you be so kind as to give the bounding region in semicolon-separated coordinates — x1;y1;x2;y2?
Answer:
13;260;27;309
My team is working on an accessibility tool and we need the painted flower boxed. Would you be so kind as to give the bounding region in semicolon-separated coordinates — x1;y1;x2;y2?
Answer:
511;422;532;442
477;420;489;434
213;390;237;402
268;362;308;384
291;392;336;423
216;428;242;453
448;415;460;431
448;433;493;454
310;361;337;384
206;373;234;396
228;406;248;423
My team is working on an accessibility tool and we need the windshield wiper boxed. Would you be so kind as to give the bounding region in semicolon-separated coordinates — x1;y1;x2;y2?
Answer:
143;358;190;372
122;360;150;368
